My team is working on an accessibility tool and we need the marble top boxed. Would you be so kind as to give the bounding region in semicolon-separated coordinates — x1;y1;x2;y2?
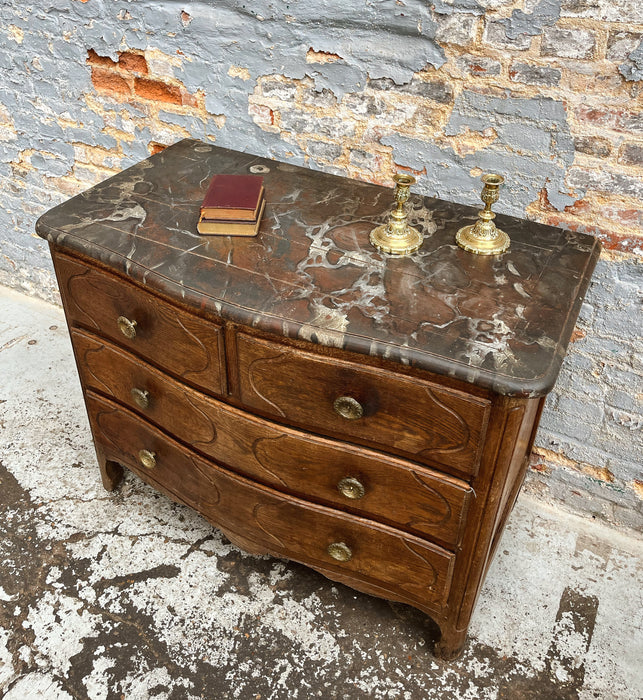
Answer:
36;138;600;397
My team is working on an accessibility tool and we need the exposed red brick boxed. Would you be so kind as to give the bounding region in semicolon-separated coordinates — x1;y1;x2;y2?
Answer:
149;142;167;155
91;67;131;96
570;328;586;343
118;51;148;74
249;103;274;126
563;198;592;216
180;88;198;108
589;230;642;254
575;107;610;126
565;199;593;217
539;212;643;254
534;187;557;212
457;54;501;76
575;106;643;134
133;77;182;105
394;163;427;177
87;49;117;68
530;462;552;474
598;205;643;229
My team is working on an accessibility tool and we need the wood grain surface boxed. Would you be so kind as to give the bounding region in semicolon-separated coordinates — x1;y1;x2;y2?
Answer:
236;332;490;476
54;253;226;397
87;392;456;610
73;328;473;548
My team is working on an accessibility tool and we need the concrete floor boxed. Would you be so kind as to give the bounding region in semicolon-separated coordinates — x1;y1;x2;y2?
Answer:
0;285;642;700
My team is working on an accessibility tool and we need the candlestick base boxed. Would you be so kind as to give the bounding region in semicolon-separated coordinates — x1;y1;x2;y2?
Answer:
455;222;510;255
370;223;423;256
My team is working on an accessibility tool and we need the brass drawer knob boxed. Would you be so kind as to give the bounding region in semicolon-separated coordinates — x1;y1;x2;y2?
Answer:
138;449;156;470
131;387;150;410
337;477;365;500
117;315;137;339
327;541;352;562
333;396;363;420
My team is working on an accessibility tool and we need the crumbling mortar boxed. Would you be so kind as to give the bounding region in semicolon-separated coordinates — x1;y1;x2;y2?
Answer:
529;466;636;504
530;448;631;490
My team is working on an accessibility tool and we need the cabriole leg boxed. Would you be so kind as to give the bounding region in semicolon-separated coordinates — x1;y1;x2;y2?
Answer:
434;621;468;661
96;447;124;491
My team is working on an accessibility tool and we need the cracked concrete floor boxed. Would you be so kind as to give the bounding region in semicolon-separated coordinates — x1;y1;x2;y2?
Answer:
1;285;642;700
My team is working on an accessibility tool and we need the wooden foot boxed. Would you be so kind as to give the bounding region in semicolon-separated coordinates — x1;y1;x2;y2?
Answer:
433;623;468;661
96;448;124;491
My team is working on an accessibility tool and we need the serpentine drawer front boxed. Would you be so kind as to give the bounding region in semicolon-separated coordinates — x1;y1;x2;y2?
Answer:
55;253;226;397
86;393;456;610
36;138;600;659
235;333;490;477
72;328;472;547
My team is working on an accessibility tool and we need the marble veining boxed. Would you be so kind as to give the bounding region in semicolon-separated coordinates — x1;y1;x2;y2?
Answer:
36;139;600;397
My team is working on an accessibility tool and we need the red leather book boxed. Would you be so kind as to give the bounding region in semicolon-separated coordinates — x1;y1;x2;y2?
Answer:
200;174;264;220
197;199;266;236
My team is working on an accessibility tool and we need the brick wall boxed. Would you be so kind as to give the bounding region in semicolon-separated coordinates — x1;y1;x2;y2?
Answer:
0;1;641;530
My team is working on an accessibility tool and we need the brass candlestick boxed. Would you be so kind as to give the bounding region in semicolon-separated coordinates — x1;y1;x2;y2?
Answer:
370;174;423;256
456;173;510;255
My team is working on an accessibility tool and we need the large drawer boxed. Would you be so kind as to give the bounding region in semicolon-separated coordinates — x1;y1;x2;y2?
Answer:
73;329;472;548
87;393;456;609
54;253;226;396
235;333;490;477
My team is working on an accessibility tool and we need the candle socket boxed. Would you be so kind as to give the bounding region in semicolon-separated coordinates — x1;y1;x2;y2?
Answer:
456;173;510;255
370;174;423;256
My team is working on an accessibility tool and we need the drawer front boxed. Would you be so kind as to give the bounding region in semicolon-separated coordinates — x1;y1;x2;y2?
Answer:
87;393;455;609
73;329;472;548
54;253;226;396
236;333;490;476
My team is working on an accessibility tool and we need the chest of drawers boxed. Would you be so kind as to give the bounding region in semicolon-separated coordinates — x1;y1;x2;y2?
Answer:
36;139;600;659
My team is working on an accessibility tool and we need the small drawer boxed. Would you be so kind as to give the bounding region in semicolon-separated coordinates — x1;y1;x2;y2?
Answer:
53;252;226;396
73;329;472;548
87;393;456;610
236;333;490;477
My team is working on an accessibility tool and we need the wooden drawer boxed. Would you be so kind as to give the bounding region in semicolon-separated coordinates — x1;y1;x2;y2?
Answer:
53;253;226;396
87;393;455;609
73;329;472;548
236;333;490;476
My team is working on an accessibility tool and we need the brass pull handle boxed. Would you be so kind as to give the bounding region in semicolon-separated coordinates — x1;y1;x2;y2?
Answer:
131;387;150;410
138;449;156;470
117;315;137;339
327;542;352;562
337;477;365;500
333;396;364;420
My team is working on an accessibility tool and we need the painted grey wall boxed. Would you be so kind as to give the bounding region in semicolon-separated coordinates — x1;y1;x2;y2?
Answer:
0;0;641;530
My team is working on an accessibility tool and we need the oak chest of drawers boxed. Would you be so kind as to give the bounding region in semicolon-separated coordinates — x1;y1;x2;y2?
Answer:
36;139;600;659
